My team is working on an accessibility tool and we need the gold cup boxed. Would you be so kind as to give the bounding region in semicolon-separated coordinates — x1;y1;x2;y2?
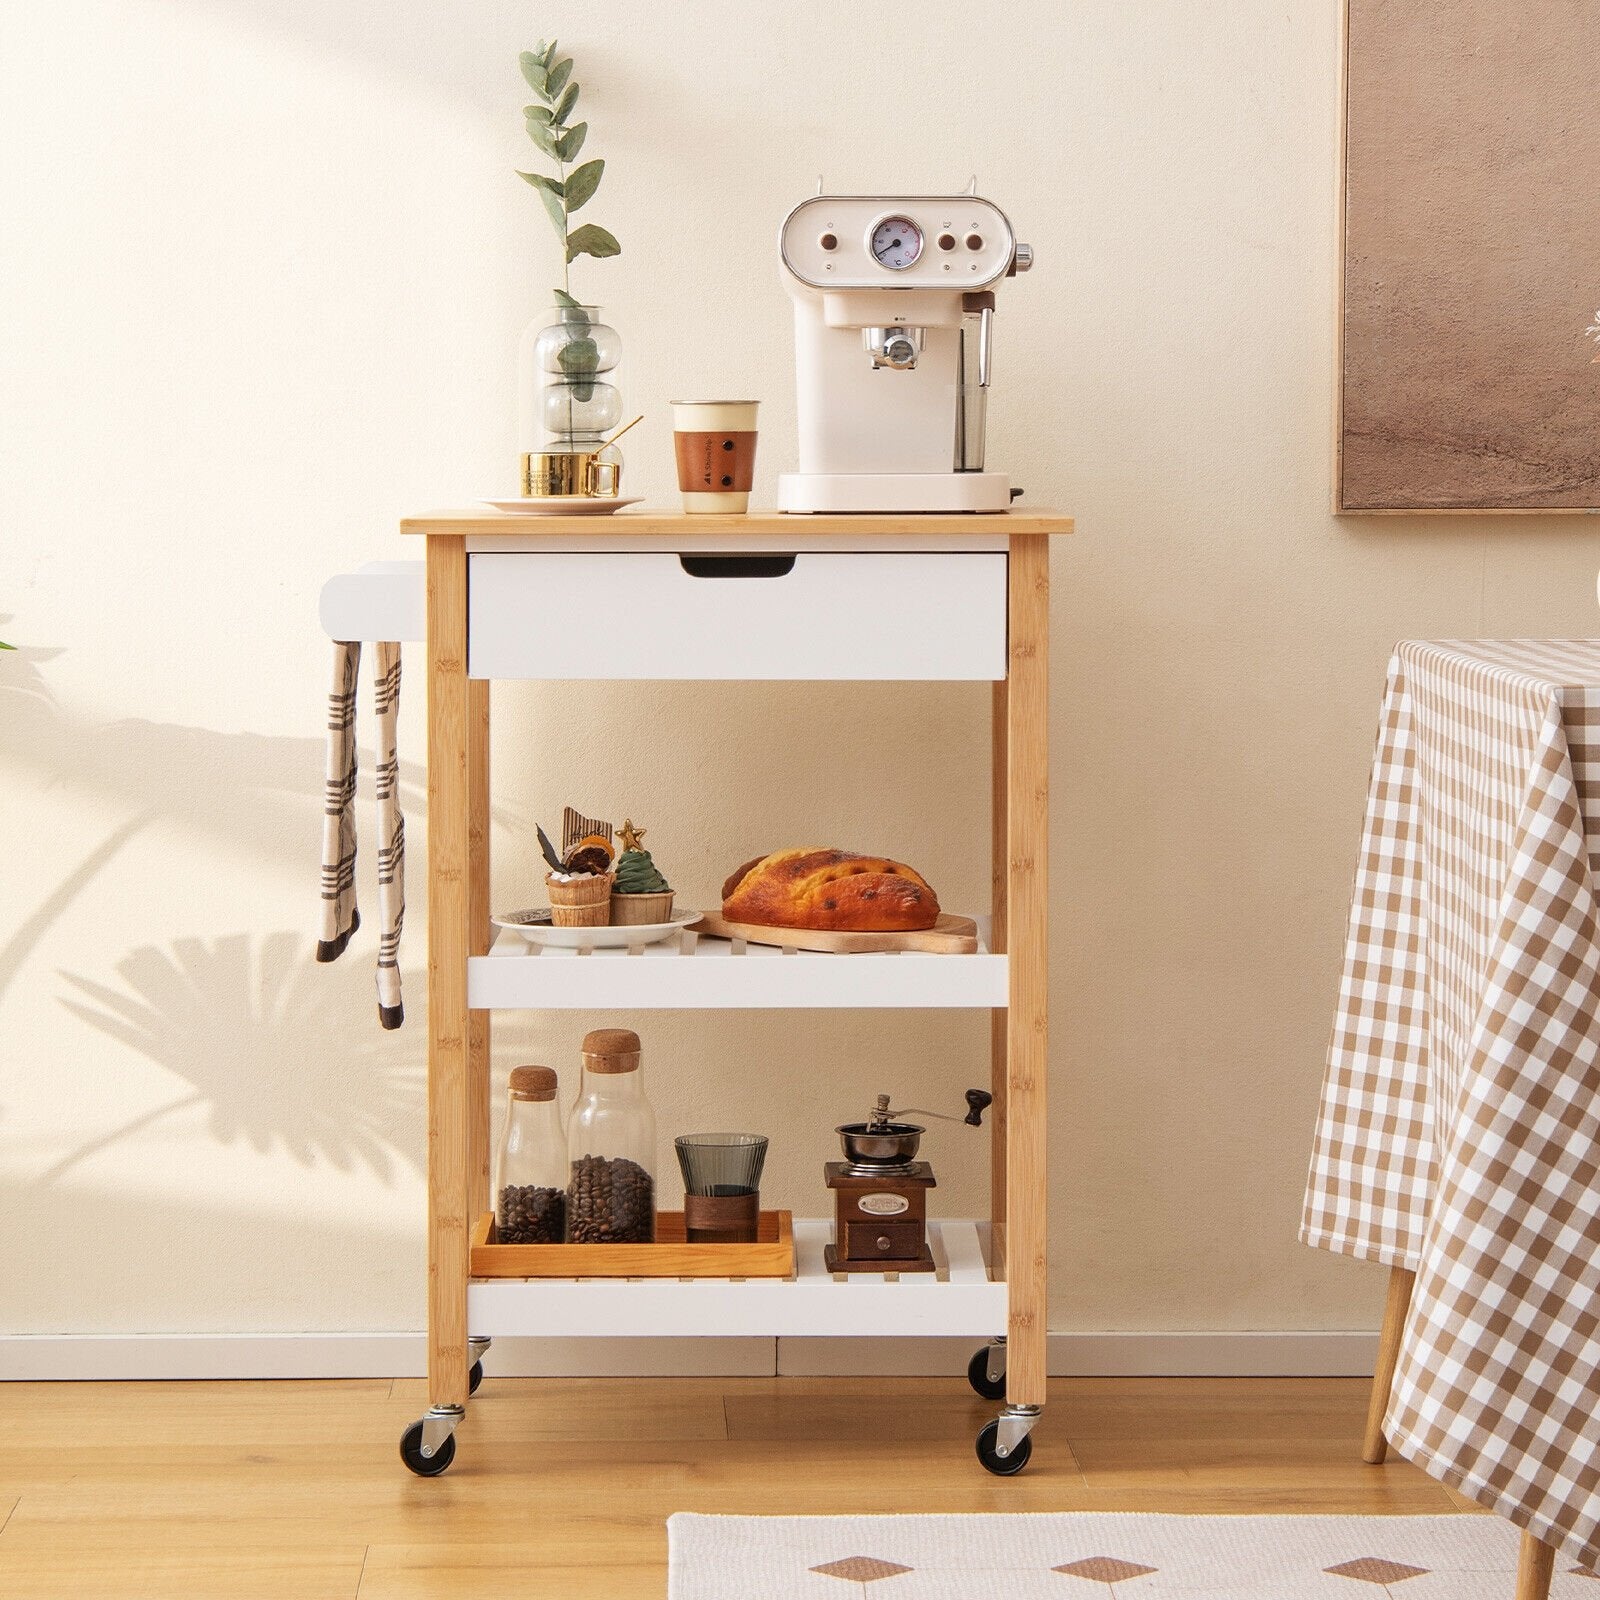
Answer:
520;450;622;497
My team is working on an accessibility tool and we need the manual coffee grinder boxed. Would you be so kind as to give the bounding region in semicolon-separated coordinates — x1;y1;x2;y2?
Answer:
825;1088;992;1273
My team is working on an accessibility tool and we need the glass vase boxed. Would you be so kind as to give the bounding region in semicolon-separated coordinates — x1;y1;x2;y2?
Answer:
517;304;622;494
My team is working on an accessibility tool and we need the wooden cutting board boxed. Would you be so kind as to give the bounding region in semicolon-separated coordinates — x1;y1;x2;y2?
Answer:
690;911;979;955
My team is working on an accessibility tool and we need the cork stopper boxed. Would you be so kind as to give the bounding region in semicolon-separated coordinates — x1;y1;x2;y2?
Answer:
509;1065;557;1101
582;1027;642;1074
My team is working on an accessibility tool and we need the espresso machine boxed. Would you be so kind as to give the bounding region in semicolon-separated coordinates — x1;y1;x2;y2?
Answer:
777;186;1034;514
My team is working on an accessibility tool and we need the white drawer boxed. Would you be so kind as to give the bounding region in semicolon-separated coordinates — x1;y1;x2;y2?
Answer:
467;552;1007;680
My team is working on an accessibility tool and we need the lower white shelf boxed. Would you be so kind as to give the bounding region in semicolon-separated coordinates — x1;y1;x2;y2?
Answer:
469;922;1006;1010
467;1219;1006;1339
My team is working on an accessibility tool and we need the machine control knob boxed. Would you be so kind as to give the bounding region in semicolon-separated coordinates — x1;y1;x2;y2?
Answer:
876;1236;893;1252
1011;242;1034;274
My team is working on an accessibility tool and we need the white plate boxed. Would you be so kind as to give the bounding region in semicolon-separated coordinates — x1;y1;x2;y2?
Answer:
492;907;700;949
480;496;643;516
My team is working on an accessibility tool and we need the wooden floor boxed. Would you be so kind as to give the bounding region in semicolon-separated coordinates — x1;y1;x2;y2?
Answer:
0;1375;1478;1599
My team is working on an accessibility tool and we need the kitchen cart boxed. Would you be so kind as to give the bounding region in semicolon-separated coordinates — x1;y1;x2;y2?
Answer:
319;507;1067;1475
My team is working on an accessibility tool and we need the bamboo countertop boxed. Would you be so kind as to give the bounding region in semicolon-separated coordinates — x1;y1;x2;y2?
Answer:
402;507;1074;538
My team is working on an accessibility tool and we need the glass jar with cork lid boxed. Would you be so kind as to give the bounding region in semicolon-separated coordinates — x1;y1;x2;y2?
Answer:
494;1066;567;1244
566;1028;656;1243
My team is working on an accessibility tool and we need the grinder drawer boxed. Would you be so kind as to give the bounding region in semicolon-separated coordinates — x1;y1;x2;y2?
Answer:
843;1221;926;1261
467;551;1007;680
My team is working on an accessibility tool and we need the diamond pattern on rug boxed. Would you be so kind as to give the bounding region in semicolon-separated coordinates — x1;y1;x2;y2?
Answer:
1052;1557;1160;1584
1325;1558;1430;1585
811;1556;914;1583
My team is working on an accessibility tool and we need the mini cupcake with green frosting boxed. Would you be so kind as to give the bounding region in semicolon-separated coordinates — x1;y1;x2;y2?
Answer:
609;818;675;925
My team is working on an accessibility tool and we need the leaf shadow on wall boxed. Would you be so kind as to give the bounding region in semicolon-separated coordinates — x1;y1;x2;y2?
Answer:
41;932;424;1187
2;635;430;857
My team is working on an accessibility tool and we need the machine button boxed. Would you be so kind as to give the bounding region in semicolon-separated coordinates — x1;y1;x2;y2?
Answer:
965;232;984;251
819;231;838;251
938;232;957;251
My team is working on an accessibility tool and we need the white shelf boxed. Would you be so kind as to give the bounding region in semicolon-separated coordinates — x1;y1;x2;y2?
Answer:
468;921;1006;1010
467;1219;1005;1339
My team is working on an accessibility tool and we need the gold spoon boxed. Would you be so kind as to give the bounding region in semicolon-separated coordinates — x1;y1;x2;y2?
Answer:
602;414;644;448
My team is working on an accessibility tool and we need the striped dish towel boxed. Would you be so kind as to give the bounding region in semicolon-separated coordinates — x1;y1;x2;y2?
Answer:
317;640;405;1028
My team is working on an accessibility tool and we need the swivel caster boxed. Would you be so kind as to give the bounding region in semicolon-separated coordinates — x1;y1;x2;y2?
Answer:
467;1337;490;1397
976;1405;1040;1477
967;1340;1006;1400
975;1418;1031;1475
399;1406;463;1477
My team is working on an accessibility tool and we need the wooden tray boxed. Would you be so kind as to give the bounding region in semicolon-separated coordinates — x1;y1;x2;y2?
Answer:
690;911;978;955
470;1210;794;1278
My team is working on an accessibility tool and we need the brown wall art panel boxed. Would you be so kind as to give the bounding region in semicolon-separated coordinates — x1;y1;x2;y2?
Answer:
1339;1;1600;512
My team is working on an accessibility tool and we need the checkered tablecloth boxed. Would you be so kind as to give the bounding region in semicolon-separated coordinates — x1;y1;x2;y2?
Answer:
1303;640;1600;1569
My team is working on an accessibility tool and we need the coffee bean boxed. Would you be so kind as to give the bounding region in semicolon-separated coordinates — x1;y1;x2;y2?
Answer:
566;1153;655;1243
496;1184;566;1244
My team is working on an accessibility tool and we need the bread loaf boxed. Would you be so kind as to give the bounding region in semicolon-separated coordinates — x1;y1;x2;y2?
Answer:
721;848;940;932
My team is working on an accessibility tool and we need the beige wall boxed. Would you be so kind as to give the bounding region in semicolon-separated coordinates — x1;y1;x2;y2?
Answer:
5;0;1598;1348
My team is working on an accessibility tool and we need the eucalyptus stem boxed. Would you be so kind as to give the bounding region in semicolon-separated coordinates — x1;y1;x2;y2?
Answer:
515;39;620;447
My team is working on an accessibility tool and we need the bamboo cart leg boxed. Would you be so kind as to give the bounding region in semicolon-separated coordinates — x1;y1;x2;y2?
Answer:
399;533;474;1476
977;530;1049;1476
1363;1265;1415;1465
991;676;1009;1263
965;680;1012;1407
464;675;492;1391
1515;1533;1555;1600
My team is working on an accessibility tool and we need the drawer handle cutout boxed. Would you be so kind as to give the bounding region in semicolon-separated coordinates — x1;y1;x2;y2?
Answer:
678;554;797;579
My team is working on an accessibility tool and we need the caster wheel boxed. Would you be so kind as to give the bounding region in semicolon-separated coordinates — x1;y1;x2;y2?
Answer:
967;1346;1006;1401
399;1420;456;1477
469;1361;484;1396
975;1418;1032;1476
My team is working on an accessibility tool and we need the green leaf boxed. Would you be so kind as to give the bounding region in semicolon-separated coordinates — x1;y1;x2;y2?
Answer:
532;38;548;59
523;120;560;158
517;170;567;233
555;122;588;161
552;288;583;308
563;158;603;211
546;57;574;97
542;38;559;67
566;222;620;262
553;82;579;124
524;104;552;125
519;52;549;97
0;640;13;650
557;336;598;375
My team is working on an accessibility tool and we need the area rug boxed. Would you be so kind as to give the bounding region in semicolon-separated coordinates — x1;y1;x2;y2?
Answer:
667;1512;1576;1600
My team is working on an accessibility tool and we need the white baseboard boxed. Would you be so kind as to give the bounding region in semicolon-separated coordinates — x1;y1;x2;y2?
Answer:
0;1330;1379;1382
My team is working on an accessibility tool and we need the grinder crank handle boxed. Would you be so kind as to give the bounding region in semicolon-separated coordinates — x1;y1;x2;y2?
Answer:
887;1090;994;1128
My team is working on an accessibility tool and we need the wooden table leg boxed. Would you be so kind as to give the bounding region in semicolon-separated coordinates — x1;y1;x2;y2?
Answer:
1515;1532;1556;1600
1363;1264;1415;1464
990;677;1009;1274
466;677;492;1220
426;534;471;1415
1005;532;1049;1409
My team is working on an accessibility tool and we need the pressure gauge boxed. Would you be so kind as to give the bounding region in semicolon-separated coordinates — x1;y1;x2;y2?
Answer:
869;215;923;270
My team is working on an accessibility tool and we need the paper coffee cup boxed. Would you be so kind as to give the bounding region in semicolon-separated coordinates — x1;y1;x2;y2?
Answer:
672;400;759;514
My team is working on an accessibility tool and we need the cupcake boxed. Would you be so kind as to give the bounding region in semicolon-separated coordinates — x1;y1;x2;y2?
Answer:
540;810;618;927
610;818;674;925
546;868;615;927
